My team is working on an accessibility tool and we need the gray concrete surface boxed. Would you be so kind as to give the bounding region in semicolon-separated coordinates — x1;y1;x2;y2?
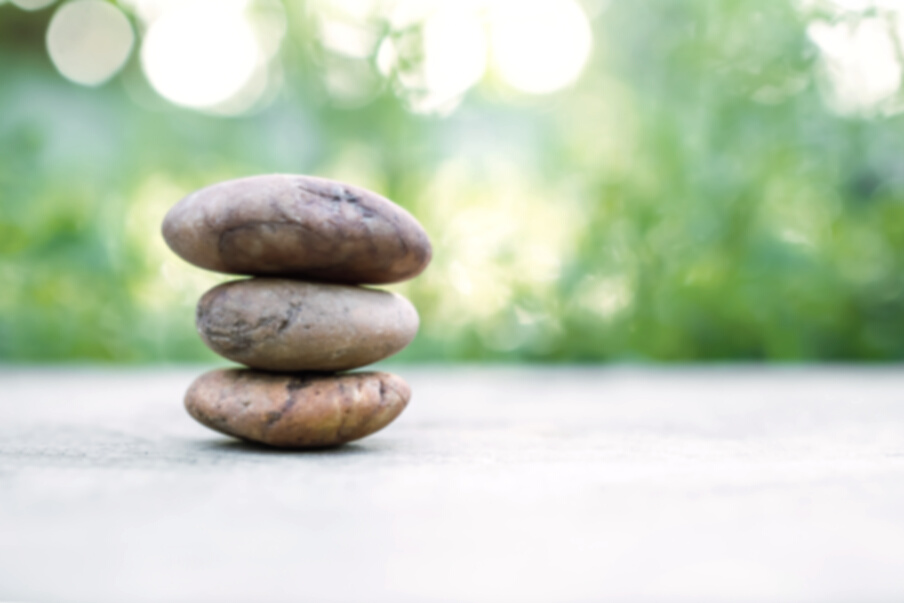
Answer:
1;366;904;603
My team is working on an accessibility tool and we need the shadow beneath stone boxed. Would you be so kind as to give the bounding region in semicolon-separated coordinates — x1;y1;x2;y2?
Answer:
198;438;374;457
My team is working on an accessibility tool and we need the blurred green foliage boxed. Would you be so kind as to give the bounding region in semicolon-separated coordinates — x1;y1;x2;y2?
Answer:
2;0;904;362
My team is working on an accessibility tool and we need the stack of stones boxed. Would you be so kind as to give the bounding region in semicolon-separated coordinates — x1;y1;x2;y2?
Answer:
161;174;431;448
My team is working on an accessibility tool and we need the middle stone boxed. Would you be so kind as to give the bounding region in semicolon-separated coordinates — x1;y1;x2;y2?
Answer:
197;278;419;372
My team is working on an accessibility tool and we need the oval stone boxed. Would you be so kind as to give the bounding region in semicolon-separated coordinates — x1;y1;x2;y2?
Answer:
196;278;419;372
162;174;432;284
185;369;410;448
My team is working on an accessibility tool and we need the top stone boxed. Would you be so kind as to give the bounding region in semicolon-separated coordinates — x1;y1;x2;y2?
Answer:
162;174;432;284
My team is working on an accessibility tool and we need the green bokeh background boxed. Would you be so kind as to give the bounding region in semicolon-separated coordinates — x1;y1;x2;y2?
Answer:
2;0;904;363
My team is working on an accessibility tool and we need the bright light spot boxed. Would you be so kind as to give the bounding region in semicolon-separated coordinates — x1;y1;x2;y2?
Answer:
449;261;475;296
119;0;181;24
779;228;816;249
514;305;548;326
250;0;288;60
807;17;901;115
315;0;593;110
141;1;264;111
308;0;384;106
795;0;901;15
376;36;397;77
318;17;379;59
46;0;134;87
576;275;633;319
421;158;581;328
381;2;487;114
490;0;592;94
11;0;55;10
399;0;484;29
310;0;381;23
420;6;487;108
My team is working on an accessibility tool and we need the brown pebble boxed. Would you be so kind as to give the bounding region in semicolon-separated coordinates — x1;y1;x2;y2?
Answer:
196;278;419;372
185;369;411;448
162;174;432;284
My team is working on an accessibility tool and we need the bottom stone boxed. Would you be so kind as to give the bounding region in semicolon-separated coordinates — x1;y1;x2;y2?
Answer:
184;369;411;448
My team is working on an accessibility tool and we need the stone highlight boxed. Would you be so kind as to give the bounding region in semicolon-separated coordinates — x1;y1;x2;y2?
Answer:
161;174;432;284
185;369;411;448
196;278;419;372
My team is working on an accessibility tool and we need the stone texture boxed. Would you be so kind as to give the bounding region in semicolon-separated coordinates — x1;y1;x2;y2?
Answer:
161;174;432;284
184;368;410;448
196;278;419;372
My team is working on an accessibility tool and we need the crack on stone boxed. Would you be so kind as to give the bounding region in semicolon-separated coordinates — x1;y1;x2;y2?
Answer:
279;300;304;335
287;376;314;391
265;377;314;429
296;182;379;220
200;310;290;353
335;382;352;436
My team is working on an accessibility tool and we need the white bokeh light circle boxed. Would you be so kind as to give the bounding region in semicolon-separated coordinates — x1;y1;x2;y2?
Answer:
382;2;487;114
46;0;134;87
141;1;261;109
491;0;593;94
422;5;487;101
808;17;902;115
